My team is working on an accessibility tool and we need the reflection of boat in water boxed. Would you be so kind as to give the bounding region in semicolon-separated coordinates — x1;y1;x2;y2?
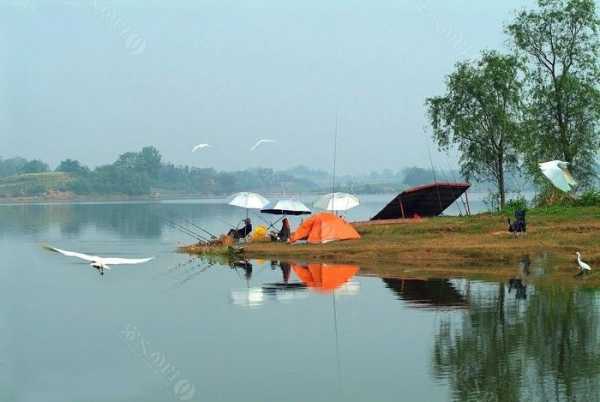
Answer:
383;278;468;309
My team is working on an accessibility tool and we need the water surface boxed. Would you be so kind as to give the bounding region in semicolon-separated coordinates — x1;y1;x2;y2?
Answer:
2;197;598;402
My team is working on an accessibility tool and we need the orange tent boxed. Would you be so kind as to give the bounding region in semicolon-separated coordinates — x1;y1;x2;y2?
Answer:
292;263;359;293
289;212;361;244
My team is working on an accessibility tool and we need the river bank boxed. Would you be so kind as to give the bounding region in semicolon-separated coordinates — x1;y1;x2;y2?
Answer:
182;206;600;285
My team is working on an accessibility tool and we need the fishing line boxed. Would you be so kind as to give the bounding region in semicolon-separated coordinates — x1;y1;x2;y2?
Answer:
162;217;208;242
332;292;344;397
215;216;237;229
178;216;217;239
444;156;467;216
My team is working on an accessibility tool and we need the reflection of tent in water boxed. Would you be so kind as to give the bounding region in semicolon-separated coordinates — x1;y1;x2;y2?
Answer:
290;213;361;244
383;278;468;309
372;182;470;220
292;263;359;294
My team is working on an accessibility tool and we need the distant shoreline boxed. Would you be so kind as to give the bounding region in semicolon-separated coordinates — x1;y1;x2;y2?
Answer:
0;190;494;206
0;193;228;205
0;191;335;205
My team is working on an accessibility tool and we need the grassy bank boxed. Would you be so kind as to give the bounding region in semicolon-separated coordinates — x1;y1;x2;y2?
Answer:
0;172;73;199
182;206;600;284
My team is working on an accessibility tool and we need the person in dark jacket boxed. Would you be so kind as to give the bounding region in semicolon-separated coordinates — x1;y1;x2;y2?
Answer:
270;218;290;242
508;209;526;235
228;218;252;240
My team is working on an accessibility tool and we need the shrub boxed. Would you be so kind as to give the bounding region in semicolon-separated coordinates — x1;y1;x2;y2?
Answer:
534;187;600;208
502;196;528;215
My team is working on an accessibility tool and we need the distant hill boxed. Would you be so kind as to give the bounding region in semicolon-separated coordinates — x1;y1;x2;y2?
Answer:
0;172;73;198
0;147;534;201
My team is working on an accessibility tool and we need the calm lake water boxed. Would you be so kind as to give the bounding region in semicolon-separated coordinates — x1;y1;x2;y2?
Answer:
2;195;599;402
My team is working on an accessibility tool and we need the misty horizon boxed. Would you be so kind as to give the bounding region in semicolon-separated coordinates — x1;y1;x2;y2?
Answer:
1;0;534;174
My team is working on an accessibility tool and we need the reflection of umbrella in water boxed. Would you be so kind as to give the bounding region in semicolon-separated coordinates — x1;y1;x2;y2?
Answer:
292;263;359;293
230;287;265;308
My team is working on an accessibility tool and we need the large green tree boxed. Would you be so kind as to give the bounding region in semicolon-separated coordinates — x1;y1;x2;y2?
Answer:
507;0;600;185
426;51;523;208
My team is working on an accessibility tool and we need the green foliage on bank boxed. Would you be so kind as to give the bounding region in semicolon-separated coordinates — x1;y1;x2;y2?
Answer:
0;172;72;197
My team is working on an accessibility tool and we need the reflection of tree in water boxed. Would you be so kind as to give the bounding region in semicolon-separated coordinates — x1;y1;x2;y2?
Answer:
433;284;600;402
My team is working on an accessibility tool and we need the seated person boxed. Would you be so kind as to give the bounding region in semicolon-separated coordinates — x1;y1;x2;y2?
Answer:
270;218;291;242
508;209;527;234
228;218;252;240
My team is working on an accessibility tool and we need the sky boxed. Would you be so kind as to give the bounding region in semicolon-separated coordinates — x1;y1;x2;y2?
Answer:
0;0;534;174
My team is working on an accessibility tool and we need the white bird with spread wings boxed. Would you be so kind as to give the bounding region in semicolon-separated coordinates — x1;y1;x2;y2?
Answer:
192;144;212;152
45;246;154;275
538;160;578;193
250;139;276;151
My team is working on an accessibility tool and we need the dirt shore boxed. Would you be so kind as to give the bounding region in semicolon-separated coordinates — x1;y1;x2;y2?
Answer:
182;206;600;285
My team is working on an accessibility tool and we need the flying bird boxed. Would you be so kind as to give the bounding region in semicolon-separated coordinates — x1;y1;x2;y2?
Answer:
538;160;578;193
45;246;153;275
192;144;211;152
250;139;276;151
575;251;591;276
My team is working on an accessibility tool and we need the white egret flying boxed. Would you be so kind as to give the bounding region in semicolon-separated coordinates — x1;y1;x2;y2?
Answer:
538;160;577;193
192;144;212;152
45;246;154;275
250;139;276;151
576;251;591;275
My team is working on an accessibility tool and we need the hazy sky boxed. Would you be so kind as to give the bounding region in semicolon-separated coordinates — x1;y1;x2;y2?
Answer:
0;0;534;174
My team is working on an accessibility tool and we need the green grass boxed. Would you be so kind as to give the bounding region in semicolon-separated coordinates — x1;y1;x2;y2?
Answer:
0;172;73;198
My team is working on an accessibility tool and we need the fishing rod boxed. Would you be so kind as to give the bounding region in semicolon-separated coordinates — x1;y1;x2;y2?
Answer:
156;210;217;242
168;221;207;242
251;210;275;228
178;216;218;239
148;210;206;241
443;156;469;216
161;216;209;242
215;216;237;230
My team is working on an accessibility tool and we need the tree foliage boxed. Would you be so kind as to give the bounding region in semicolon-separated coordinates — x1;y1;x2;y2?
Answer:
56;159;90;175
18;160;49;174
0;157;27;178
426;51;523;207
507;0;600;185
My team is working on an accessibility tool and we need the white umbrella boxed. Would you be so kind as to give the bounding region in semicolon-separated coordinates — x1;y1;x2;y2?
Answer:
261;199;311;216
539;160;578;193
314;192;360;212
228;192;270;210
228;192;270;219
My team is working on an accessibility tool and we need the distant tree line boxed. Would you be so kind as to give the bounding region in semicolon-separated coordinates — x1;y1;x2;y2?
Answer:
1;148;474;198
426;0;600;208
0;157;50;176
0;147;324;197
57;146;323;196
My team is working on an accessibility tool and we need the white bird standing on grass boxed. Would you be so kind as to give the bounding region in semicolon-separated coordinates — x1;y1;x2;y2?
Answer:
250;139;276;151
575;251;592;276
192;144;212;152
576;251;591;276
45;246;154;275
539;160;578;193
